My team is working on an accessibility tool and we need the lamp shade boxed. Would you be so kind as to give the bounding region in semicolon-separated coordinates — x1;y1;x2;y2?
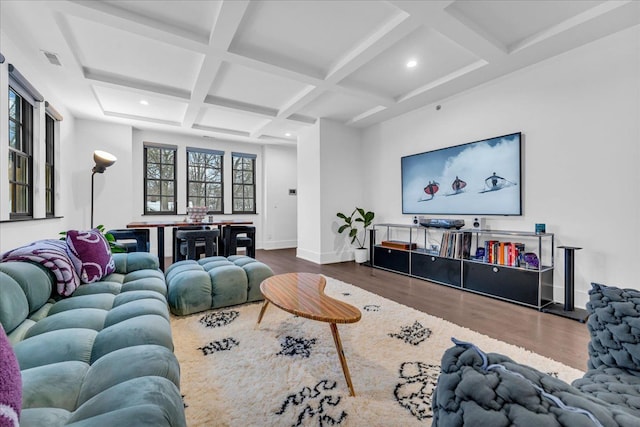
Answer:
92;150;117;173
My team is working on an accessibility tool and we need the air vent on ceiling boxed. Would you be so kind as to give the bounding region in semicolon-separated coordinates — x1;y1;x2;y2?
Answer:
41;50;61;66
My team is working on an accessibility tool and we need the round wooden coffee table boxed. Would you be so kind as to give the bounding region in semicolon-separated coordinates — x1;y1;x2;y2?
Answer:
256;272;361;396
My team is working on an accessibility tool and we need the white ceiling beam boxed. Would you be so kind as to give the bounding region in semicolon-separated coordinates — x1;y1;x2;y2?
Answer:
53;0;209;53
509;0;633;54
391;0;507;62
325;11;417;84
182;0;251;128
396;59;488;103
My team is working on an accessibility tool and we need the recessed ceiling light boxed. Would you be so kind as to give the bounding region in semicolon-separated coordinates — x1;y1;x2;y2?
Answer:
139;100;149;106
285;133;292;137
406;59;417;68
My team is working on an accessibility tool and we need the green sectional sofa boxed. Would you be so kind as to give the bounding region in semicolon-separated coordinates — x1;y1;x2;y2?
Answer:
0;251;186;427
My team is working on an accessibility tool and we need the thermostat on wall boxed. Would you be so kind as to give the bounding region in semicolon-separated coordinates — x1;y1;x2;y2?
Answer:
289;189;297;195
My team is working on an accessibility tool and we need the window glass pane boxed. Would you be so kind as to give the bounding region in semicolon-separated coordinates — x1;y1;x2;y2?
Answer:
147;147;161;163
147;180;160;196
161;164;174;180
147;164;160;179
9;90;17;119
244;186;254;198
16;155;28;182
234;199;243;211
233;184;243;197
162;196;174;211
188;182;204;197
146;199;160;211
16;185;29;213
189;197;205;207
8;153;14;180
162;181;174;195
162;150;174;163
243;171;253;184
9;120;17;148
46;165;52;187
205;168;217;181
244;199;254;212
207;183;222;198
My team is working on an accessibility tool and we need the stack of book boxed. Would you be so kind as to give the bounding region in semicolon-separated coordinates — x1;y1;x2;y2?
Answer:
439;231;472;259
483;240;526;266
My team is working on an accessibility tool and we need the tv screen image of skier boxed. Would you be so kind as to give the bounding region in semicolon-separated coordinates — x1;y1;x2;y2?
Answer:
401;132;522;215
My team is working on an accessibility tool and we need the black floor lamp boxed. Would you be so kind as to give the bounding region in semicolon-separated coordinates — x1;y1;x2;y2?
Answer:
91;150;117;228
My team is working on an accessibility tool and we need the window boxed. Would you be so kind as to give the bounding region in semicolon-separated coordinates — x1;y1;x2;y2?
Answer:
187;148;223;213
8;87;33;218
144;143;176;214
45;114;55;216
231;152;256;214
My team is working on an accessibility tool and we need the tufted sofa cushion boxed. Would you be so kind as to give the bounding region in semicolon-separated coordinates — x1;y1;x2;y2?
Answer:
432;283;640;426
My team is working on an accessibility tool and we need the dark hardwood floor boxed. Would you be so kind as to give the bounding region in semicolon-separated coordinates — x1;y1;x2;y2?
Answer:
168;248;591;371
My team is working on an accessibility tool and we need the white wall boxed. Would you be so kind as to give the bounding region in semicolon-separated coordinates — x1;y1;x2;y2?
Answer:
72;119;134;230
0;31;76;251
263;144;297;250
362;25;640;307
297;122;322;261
320;119;363;263
297;118;363;263
130;128;297;254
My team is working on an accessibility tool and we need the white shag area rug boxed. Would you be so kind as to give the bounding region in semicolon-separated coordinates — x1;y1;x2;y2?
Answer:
171;276;584;426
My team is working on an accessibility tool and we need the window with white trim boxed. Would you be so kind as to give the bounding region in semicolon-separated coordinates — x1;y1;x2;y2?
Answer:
231;152;256;214
8;86;33;218
186;147;223;213
144;143;177;214
45;114;55;216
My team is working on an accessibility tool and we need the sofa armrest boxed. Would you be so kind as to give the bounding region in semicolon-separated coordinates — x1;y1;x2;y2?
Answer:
432;339;637;427
587;283;640;372
112;252;159;274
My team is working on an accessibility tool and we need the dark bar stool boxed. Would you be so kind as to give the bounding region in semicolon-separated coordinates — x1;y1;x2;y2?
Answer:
223;225;255;258
107;229;150;252
173;226;219;262
174;228;219;261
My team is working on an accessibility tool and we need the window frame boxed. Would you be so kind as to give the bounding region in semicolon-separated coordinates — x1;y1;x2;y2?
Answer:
143;143;177;215
8;85;34;219
45;113;55;217
186;147;224;214
231;152;256;214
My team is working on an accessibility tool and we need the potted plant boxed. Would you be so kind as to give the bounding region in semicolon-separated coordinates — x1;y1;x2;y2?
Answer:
336;207;375;263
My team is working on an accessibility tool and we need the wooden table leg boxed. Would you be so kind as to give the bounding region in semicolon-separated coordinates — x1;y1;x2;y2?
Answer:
329;323;356;397
255;300;270;329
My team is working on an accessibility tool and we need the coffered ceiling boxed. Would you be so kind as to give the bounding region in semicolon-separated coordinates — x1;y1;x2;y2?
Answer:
1;0;638;145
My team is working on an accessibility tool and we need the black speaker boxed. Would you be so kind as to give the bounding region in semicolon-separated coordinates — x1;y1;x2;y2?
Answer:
472;217;485;229
413;216;418;225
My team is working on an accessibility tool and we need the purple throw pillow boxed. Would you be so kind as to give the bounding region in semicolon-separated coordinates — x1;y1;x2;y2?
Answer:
0;324;21;427
66;229;116;284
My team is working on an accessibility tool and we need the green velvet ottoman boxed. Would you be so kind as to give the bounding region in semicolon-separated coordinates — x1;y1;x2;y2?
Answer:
165;256;274;316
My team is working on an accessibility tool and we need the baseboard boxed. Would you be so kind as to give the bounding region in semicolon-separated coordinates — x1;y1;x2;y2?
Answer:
262;240;297;250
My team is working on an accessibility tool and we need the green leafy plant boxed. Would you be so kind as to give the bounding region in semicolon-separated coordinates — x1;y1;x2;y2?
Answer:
336;208;375;249
59;224;126;253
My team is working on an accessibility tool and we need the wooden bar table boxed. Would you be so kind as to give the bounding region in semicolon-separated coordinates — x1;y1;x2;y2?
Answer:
126;219;253;271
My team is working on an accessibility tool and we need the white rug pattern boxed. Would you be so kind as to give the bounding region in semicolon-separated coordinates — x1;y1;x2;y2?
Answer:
170;276;584;426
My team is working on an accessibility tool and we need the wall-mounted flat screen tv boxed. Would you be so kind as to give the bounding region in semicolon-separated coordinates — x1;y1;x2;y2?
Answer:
401;132;522;215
